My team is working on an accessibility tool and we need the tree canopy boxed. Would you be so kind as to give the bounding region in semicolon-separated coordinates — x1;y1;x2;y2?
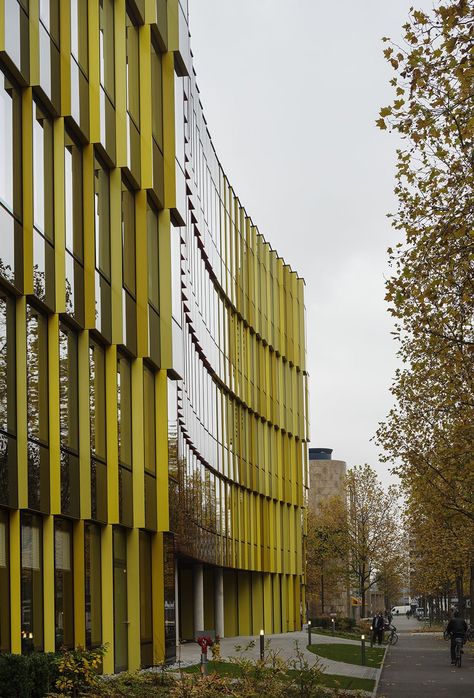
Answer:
376;0;474;618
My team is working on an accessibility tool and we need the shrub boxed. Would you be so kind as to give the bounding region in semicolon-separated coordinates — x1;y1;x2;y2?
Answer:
55;645;106;697
0;652;59;698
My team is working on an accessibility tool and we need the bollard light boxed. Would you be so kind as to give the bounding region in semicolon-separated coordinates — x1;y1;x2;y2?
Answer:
259;629;265;661
361;634;366;666
331;617;335;636
307;619;312;646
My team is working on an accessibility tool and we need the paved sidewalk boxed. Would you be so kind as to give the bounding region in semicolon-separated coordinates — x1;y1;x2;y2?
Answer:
177;630;379;680
377;631;474;696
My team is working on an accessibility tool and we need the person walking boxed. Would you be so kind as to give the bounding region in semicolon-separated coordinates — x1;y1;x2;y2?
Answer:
372;611;385;645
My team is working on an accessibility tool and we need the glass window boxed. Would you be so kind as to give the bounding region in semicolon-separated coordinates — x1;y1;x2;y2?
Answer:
33;104;54;241
151;44;163;150
59;325;78;453
99;0;114;101
21;513;43;652
143;366;155;474
54;518;74;649
70;0;88;75
94;157;111;279
65;134;83;261
89;340;106;462
117;353;132;468
85;523;102;647
27;305;48;445
113;527;128;672
121;183;136;296
147;204;159;311
126;12;139;128
0;509;10;652
139;531;152;667
0;291;16;437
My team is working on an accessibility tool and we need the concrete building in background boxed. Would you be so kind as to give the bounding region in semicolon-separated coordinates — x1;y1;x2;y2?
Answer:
308;448;347;512
308;448;350;616
0;0;308;674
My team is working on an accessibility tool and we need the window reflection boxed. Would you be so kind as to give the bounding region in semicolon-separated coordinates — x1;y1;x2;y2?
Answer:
54;518;74;649
117;353;132;469
85;523;102;647
0;509;10;652
21;513;43;652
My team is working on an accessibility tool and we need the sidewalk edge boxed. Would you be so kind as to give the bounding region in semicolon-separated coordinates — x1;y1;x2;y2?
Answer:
371;646;388;698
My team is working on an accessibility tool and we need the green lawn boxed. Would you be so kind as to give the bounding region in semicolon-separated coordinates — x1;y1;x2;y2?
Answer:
308;643;385;667
181;661;375;691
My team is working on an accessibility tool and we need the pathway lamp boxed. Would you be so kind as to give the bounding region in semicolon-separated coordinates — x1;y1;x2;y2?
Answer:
361;634;366;666
307;619;312;646
331;617;335;636
259;629;265;661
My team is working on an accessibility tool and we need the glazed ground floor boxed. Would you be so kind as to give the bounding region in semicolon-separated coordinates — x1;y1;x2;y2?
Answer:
0;509;303;673
177;562;303;641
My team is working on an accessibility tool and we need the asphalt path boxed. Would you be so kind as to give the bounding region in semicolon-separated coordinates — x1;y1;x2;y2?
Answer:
377;616;474;697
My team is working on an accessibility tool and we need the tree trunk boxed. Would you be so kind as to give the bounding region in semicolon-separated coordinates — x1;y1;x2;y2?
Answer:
321;563;325;615
470;562;474;625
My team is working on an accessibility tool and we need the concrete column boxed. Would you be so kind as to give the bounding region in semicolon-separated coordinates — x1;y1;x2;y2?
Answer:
215;567;224;638
193;563;204;635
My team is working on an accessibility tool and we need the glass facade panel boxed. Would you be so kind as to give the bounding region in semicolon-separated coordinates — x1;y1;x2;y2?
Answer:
121;184;136;296
85;523;102;647
54;518;74;649
143;365;156;475
59;325;79;517
117;353;132;468
113;528;128;672
0;509;10;652
147;204;159;311
21;513;43;652
99;0;115;102
139;531;152;667
151;45;163;151
0;77;21;218
89;340;106;462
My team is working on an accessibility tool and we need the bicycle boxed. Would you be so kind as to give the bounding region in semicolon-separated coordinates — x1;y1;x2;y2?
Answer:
453;636;463;667
386;624;398;645
446;632;465;667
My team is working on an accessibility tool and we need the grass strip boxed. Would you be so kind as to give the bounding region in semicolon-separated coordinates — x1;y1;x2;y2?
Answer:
308;642;385;667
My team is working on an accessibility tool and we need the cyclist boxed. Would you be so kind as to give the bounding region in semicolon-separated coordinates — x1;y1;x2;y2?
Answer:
446;610;467;664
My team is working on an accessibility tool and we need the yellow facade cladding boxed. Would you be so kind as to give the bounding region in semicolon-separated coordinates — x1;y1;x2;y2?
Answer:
0;0;308;671
173;1;309;640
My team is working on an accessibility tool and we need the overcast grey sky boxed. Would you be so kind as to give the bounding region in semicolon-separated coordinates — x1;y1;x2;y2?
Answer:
188;0;432;484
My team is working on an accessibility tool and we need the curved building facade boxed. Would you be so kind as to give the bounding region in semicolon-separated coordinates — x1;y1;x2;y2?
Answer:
0;0;308;672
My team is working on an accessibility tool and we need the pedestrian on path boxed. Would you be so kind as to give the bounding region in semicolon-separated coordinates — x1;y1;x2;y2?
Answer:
372;611;384;645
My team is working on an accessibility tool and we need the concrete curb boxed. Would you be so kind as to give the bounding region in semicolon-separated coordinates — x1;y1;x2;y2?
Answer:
371;645;388;698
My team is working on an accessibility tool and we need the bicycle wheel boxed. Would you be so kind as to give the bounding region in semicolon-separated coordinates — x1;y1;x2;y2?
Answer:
389;631;398;646
455;642;462;667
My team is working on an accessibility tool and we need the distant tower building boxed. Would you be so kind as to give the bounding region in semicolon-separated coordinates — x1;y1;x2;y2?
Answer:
308;448;347;513
307;448;350;617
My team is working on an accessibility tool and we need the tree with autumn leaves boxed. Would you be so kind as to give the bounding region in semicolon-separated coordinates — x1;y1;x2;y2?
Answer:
376;0;474;618
306;465;404;620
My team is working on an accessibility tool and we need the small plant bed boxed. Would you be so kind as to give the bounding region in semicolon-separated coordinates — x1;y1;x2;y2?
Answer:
308;643;385;667
182;662;374;691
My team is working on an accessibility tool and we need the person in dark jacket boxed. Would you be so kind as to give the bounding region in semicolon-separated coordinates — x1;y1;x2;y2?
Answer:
372;612;384;645
446;610;467;663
